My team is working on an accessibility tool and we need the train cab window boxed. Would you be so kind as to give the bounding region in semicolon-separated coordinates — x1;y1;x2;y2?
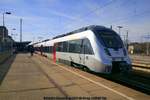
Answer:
82;38;94;55
94;30;123;49
68;39;82;53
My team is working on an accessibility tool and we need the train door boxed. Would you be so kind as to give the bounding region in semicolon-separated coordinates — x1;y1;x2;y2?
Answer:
80;38;94;67
79;39;85;65
53;43;56;63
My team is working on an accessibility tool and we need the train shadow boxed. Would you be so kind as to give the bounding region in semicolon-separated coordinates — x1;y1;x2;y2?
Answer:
0;54;16;85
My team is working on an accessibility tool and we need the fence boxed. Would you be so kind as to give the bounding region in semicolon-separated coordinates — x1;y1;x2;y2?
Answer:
0;40;13;64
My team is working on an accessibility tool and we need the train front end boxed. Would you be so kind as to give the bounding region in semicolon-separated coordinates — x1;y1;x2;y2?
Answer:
94;28;132;74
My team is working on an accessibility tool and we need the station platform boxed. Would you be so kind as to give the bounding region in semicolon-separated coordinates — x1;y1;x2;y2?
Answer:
0;53;149;100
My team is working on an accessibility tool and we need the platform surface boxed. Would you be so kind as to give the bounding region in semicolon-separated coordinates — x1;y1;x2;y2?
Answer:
0;53;149;100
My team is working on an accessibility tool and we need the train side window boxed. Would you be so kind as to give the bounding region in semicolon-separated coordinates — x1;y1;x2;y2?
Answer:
44;47;46;52
56;42;63;52
55;41;68;52
62;41;68;52
43;47;44;52
69;39;82;53
49;46;53;53
83;38;94;55
46;46;49;52
44;47;47;52
45;47;47;52
68;40;75;53
47;47;49;52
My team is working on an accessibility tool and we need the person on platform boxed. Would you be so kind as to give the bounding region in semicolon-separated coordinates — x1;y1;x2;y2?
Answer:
30;45;34;56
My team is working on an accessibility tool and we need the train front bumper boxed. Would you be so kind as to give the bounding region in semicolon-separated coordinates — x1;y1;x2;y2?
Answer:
112;61;132;73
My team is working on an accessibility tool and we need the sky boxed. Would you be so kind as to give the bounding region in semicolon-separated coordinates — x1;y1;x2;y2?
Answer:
0;0;150;42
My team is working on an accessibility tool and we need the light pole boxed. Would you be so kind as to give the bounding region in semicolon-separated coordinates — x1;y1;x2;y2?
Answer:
11;28;16;55
117;26;123;36
20;18;22;42
146;34;150;56
126;30;129;49
11;28;16;40
2;11;11;42
143;34;150;56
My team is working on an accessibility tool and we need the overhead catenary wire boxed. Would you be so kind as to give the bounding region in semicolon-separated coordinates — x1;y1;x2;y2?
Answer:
107;10;150;25
67;0;150;30
65;0;118;32
42;0;150;42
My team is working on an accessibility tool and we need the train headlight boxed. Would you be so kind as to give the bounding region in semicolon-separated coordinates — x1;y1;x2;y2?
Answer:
104;48;111;56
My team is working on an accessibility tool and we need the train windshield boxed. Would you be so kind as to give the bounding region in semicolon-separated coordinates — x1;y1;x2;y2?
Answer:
94;30;123;49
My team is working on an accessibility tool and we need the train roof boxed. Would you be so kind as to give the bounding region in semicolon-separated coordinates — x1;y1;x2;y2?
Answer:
53;25;110;39
33;25;112;46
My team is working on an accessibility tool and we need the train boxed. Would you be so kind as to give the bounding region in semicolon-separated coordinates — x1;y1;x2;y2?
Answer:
33;25;132;74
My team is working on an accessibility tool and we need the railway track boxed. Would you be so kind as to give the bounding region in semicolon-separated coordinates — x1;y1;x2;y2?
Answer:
132;61;150;72
96;70;150;95
132;64;150;69
131;57;150;71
